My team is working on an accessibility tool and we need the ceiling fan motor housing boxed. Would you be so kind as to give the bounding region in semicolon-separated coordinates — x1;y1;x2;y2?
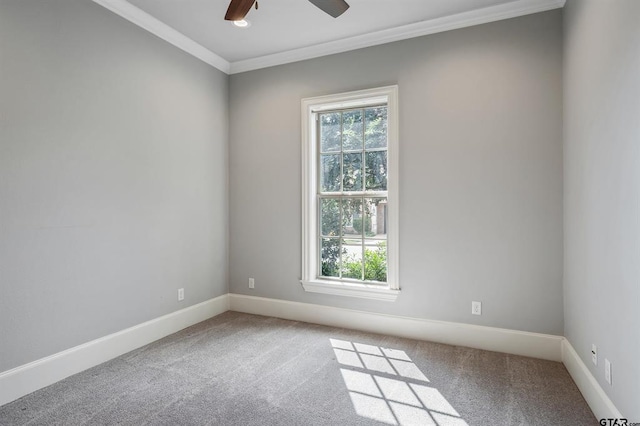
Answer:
225;0;349;21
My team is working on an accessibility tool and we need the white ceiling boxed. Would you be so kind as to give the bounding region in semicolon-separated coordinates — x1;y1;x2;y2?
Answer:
94;0;565;73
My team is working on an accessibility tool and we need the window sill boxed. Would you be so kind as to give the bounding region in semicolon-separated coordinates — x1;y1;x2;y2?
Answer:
300;279;399;302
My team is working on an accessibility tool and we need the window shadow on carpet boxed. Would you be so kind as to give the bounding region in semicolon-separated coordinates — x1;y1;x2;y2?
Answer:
331;338;468;426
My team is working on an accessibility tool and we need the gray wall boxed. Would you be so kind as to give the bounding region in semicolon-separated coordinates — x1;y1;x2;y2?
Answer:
563;0;640;419
0;0;229;372
4;1;635;416
230;11;564;335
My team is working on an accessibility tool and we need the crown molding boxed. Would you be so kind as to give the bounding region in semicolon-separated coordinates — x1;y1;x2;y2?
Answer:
93;0;564;76
92;0;230;74
230;0;565;74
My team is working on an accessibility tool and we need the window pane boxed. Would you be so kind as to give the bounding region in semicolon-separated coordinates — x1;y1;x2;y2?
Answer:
341;198;362;237
320;112;341;152
343;153;363;191
342;110;363;151
364;107;387;149
365;151;387;191
320;154;341;192
364;240;387;282
321;198;341;236
321;238;341;277
342;242;363;280
364;198;388;238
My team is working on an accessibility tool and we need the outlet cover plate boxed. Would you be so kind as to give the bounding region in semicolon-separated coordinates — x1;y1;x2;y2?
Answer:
472;301;482;315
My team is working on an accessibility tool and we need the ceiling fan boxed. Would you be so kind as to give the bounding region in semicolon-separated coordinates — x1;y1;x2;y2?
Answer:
224;0;350;21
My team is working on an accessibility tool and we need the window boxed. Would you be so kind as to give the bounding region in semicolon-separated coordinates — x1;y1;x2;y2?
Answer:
301;86;399;301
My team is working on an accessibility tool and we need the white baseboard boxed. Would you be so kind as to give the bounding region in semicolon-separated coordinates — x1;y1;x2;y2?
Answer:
561;339;622;420
228;294;563;361
0;294;229;407
3;292;619;421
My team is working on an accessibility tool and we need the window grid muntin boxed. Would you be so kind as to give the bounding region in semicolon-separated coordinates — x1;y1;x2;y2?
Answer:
316;194;389;285
318;107;389;195
317;105;388;284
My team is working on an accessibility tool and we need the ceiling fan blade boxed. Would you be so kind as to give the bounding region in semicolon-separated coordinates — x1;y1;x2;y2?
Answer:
308;0;350;18
224;0;256;21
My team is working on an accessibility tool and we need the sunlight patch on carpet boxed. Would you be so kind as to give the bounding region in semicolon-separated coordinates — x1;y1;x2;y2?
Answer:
330;338;469;426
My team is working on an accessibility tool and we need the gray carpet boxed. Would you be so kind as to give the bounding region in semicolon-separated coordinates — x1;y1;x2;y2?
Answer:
0;312;597;425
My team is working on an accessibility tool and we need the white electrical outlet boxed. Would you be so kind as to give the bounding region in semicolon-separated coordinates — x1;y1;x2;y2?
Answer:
604;358;612;385
249;278;255;289
178;288;184;301
472;301;482;315
591;344;597;366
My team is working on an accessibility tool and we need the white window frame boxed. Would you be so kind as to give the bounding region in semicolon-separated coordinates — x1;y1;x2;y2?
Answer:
301;86;399;301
